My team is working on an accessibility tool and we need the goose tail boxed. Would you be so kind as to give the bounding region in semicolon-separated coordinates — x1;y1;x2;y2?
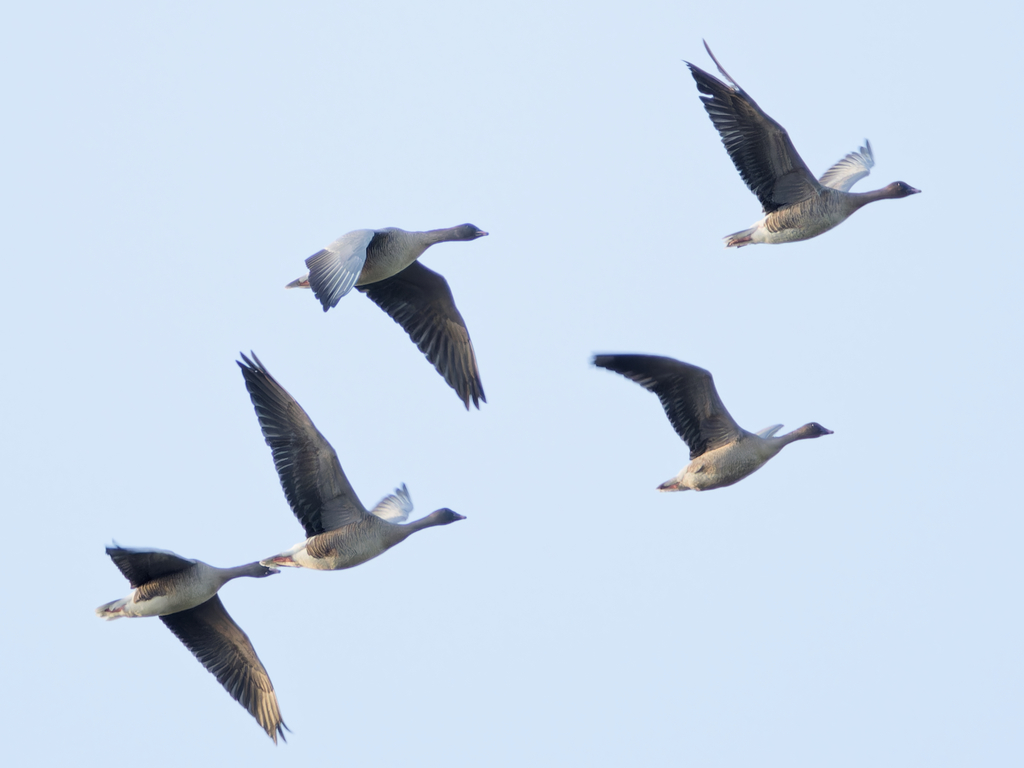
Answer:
95;598;130;620
260;554;298;568
724;226;757;248
656;478;691;492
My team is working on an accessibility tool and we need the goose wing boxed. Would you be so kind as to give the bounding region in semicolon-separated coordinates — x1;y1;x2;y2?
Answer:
593;354;746;460
687;42;820;212
358;261;485;409
370;483;413;523
303;229;375;311
238;353;369;535
105;546;194;589
161;595;287;744
818;140;874;192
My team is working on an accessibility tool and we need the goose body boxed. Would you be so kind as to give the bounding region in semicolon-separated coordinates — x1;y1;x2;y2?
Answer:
287;224;489;408
96;546;286;743
237;353;465;571
98;557;243;619
267;502;464;571
593;354;832;491
686;42;919;247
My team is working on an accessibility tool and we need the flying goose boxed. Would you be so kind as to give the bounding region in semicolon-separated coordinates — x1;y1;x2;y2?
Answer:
593;354;832;491
96;545;287;743
686;42;919;247
237;353;465;570
287;224;489;408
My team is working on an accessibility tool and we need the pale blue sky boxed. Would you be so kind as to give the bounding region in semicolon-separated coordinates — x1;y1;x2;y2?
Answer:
3;1;1022;765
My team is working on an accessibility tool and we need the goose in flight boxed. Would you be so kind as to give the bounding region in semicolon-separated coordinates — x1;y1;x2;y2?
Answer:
96;545;286;742
593;354;832;491
287;224;488;408
686;42;919;247
238;353;465;570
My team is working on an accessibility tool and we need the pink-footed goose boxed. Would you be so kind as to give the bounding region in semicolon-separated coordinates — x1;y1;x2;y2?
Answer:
593;354;832;491
287;224;488;408
238;353;465;570
686;42;920;247
96;545;286;743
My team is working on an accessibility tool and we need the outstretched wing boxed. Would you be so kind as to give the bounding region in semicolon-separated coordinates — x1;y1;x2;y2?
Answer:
370;483;413;523
818;140;874;192
687;42;820;213
304;229;375;311
161;595;288;744
359;261;485;409
105;546;194;589
593;354;746;459
238;353;369;535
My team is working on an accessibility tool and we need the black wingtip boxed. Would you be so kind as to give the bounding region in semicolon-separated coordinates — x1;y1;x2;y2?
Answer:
272;720;291;745
465;387;487;410
237;351;268;373
684;60;719;97
699;40;741;91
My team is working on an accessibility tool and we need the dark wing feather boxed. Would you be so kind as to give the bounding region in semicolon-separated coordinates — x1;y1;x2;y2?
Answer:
160;596;288;744
105;546;194;589
358;261;485;410
593;354;745;459
686;43;820;213
238;353;368;535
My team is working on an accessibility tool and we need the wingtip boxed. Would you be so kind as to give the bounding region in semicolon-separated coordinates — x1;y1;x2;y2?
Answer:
462;383;487;410
592;354;622;371
236;351;264;373
272;720;291;745
700;40;740;89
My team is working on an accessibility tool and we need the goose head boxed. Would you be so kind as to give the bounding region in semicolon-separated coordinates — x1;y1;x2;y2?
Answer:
242;562;282;578
796;422;834;439
885;181;921;198
450;224;489;240
427;508;467;526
